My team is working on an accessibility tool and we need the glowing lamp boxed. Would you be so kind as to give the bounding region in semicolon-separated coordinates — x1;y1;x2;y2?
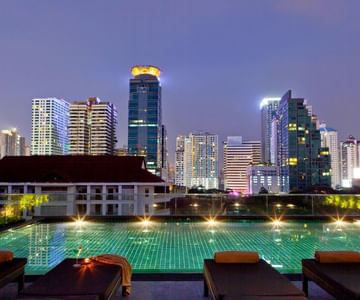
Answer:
83;257;91;265
234;203;240;207
334;219;344;226
75;219;84;226
206;217;217;226
272;219;282;227
142;219;150;226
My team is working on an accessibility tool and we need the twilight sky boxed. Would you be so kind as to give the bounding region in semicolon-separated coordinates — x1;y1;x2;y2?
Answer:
0;0;360;165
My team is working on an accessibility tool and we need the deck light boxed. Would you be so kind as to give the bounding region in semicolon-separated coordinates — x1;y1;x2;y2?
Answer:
271;217;283;228
140;217;152;226
142;219;150;226
206;217;217;226
335;219;345;226
272;219;282;226
73;215;86;227
193;203;199;207
234;203;240;207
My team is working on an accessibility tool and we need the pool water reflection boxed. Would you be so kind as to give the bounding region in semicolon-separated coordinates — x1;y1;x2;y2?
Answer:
0;220;359;275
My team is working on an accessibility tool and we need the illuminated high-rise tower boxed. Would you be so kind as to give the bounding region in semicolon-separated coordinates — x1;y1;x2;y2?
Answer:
340;135;360;187
320;123;340;188
69;97;117;155
260;97;280;163
276;90;331;192
31;98;69;155
128;65;165;176
0;128;26;159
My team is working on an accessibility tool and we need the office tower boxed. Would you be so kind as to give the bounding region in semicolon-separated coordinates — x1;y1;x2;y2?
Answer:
0;128;26;159
270;116;279;165
276;90;331;192
160;125;168;178
186;132;218;189
319;123;340;188
340;135;360;187
260;97;280;163
69;97;117;155
128;65;165;176
223;136;261;194
176;132;218;189
247;164;279;194
31;98;69;155
175;135;186;187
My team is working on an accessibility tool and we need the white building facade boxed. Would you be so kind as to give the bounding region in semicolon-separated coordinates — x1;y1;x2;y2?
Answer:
247;165;280;194
319;123;340;188
175;132;219;190
340;135;360;187
0;128;26;159
174;135;185;186
260;97;280;163
0;156;164;217
31;98;70;155
223;136;261;194
69;97;118;155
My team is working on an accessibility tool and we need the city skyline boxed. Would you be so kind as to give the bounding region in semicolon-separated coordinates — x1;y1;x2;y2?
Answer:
1;1;360;164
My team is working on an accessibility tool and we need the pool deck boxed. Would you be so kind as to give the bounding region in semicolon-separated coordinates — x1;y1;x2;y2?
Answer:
0;281;335;299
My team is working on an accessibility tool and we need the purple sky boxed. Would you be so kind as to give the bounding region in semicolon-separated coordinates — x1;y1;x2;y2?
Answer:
1;1;360;165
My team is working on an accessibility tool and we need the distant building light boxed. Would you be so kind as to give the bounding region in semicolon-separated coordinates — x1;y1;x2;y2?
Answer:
342;179;352;188
259;97;281;109
354;168;360;179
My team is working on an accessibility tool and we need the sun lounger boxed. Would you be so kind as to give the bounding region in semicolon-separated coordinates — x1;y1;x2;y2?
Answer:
19;259;122;300
302;258;360;299
204;252;306;300
0;257;27;292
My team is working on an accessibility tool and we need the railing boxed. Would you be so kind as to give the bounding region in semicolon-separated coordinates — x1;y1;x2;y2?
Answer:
1;193;360;218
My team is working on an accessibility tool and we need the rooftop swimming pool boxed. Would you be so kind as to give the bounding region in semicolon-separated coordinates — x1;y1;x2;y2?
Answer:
1;220;359;275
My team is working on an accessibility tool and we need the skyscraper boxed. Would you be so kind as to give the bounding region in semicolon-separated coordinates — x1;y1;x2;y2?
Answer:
319;123;340;188
340;135;360;187
128;65;165;176
175;135;185;187
275;90;331;192
69;97;117;155
175;132;218;189
260;97;280;163
223;136;261;194
31;98;69;155
0;128;26;159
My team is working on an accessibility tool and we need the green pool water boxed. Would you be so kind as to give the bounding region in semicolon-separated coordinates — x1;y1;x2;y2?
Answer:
0;220;359;275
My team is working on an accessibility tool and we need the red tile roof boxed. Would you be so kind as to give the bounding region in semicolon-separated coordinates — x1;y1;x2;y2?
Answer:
0;156;164;183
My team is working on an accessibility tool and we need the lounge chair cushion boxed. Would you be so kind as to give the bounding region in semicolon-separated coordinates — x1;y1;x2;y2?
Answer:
214;251;259;263
303;259;360;299
204;259;305;299
0;250;13;263
315;251;360;263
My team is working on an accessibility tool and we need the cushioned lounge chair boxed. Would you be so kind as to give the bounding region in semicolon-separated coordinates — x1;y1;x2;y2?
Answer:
0;257;27;292
204;258;307;300
19;259;122;300
302;258;360;299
